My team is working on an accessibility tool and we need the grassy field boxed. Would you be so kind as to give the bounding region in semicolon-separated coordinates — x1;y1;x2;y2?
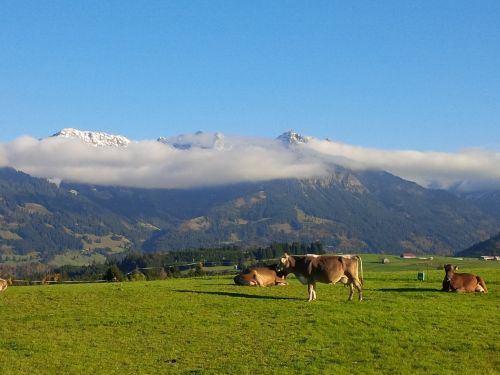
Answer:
1;257;499;374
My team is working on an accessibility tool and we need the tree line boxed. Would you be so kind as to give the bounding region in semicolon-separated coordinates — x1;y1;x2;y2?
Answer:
0;241;324;283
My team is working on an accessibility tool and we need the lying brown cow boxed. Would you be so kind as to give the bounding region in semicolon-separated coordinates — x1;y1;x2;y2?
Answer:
278;253;363;301
234;265;288;287
442;264;488;293
0;278;8;292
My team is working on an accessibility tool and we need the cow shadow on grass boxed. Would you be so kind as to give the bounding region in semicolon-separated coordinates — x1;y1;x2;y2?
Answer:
174;289;302;300
377;288;441;293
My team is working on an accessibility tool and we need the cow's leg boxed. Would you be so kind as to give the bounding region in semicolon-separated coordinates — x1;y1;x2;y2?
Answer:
477;277;488;293
307;282;317;302
348;282;354;301
275;276;287;286
354;278;363;301
345;273;363;301
254;272;266;287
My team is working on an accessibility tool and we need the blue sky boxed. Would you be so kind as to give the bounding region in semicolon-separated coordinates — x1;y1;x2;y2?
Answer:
1;1;499;151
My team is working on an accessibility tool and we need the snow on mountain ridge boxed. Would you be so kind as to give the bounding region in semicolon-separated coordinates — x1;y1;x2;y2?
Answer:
157;131;226;150
277;130;311;146
51;128;314;151
52;128;131;147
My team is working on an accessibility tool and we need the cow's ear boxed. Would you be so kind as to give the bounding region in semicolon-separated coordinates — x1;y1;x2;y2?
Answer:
454;266;458;271
283;252;288;257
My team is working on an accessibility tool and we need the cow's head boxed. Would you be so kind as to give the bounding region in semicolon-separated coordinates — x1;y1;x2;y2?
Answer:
444;264;458;273
277;253;291;272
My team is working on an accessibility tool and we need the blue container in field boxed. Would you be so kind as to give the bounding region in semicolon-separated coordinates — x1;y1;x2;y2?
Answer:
417;272;425;281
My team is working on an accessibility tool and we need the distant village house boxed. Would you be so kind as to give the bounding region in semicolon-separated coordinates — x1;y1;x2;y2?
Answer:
400;252;416;259
480;256;500;261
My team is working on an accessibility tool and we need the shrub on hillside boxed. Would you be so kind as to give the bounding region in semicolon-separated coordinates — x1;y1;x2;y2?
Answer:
104;265;124;282
128;270;147;281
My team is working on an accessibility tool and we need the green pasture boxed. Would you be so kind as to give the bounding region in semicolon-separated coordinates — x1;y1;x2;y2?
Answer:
1;257;499;375
49;250;107;267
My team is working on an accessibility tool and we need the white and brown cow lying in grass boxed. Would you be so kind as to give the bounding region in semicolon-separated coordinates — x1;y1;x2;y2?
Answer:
278;253;363;301
442;264;488;293
234;265;288;287
0;278;8;292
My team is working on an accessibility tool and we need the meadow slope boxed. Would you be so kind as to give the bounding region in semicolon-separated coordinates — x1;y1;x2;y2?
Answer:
1;257;499;374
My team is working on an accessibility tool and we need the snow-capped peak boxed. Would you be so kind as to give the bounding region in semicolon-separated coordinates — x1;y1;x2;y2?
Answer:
52;128;131;147
277;130;311;146
157;131;226;150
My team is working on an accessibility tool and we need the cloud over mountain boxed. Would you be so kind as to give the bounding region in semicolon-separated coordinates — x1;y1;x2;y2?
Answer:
306;139;500;191
0;131;328;188
1;129;499;191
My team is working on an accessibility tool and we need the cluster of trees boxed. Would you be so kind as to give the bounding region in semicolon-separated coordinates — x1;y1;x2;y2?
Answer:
13;219;83;255
115;241;323;273
0;242;324;283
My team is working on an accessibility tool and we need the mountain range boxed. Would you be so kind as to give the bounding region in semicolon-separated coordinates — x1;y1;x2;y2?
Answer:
1;129;500;264
53;127;238;149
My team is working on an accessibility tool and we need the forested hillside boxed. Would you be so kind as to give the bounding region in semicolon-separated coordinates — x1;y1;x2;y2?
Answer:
1;166;499;264
63;167;499;255
456;232;500;257
0;168;146;261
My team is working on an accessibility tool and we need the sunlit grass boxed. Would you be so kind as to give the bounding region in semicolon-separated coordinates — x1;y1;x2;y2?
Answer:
1;259;499;374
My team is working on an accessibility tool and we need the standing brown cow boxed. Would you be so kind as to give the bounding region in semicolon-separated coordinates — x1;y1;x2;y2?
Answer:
234;265;288;287
442;264;488;293
278;253;363;301
0;278;8;292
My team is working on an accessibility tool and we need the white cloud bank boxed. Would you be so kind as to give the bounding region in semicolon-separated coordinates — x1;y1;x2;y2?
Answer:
305;139;500;191
0;134;327;189
1;131;499;191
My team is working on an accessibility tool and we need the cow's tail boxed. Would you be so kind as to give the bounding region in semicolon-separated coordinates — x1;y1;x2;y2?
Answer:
356;255;364;286
477;276;488;293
